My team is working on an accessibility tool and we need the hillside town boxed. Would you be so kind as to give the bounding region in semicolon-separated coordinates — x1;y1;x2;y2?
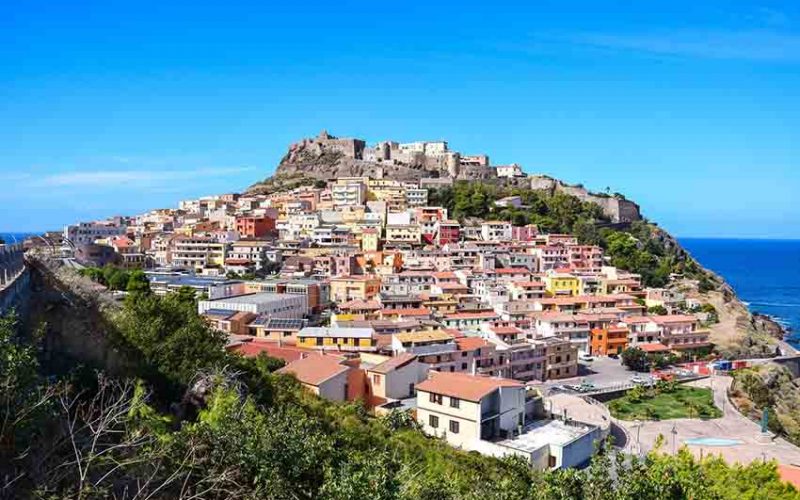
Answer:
33;140;737;470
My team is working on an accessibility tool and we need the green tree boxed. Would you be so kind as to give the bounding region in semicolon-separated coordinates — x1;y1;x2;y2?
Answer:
126;270;151;295
621;347;650;372
648;304;668;315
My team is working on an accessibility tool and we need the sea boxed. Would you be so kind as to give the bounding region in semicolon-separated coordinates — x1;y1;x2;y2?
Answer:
0;232;37;244
681;238;800;349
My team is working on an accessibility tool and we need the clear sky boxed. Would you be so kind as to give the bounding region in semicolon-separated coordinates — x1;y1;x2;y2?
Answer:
1;1;799;238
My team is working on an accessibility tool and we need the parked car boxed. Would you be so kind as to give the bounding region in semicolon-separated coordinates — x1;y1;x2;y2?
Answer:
579;353;594;362
630;375;651;385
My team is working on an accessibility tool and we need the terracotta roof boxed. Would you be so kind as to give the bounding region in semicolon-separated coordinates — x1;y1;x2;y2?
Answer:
494;268;531;274
368;353;417;374
638;343;671;353
394;330;453;343
277;353;350;386
416;372;523;402
228;341;310;363
455;336;489;351
515;281;545;288
339;299;381;311
490;326;522;335
651;314;698;324
381;307;432;317
444;311;498;320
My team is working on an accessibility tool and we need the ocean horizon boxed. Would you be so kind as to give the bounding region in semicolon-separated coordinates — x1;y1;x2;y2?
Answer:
681;238;800;348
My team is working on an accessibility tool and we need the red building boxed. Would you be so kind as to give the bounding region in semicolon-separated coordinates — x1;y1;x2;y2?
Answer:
236;216;275;238
511;224;538;242
436;220;461;246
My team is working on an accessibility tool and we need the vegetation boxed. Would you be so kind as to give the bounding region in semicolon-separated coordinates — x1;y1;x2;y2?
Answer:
621;347;677;372
78;265;152;292
609;383;722;421
1;268;796;498
731;364;800;447
428;182;716;288
247;172;320;195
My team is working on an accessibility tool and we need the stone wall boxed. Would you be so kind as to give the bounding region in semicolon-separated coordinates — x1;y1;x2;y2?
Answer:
528;175;641;223
0;243;30;315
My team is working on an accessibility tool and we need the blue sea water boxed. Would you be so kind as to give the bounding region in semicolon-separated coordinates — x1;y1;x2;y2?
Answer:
0;232;37;244
681;238;800;348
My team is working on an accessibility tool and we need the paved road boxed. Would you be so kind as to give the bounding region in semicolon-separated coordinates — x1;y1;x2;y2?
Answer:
540;357;639;392
617;375;800;465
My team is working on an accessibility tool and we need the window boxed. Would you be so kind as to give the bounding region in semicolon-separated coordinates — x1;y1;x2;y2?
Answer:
429;415;439;428
449;420;460;434
372;374;381;386
429;393;443;405
450;397;460;408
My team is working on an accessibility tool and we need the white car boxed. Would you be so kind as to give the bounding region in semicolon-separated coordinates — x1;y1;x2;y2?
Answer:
579;353;594;362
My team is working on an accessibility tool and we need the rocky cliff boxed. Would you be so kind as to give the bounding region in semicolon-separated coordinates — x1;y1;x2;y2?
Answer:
252;132;641;222
264;130;496;184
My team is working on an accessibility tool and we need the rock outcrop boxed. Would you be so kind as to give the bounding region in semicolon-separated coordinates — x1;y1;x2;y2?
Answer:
257;131;643;223
527;175;642;223
270;130;496;184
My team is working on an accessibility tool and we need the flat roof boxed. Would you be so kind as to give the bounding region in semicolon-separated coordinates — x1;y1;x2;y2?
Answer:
298;326;374;338
496;419;594;453
206;292;298;305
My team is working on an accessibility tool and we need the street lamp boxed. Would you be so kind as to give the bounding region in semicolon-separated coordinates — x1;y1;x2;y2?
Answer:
671;424;678;455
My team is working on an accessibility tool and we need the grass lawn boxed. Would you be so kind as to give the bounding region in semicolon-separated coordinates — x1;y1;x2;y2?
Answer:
608;386;722;421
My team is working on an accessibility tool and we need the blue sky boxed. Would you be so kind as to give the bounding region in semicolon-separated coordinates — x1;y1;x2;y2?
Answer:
1;1;799;238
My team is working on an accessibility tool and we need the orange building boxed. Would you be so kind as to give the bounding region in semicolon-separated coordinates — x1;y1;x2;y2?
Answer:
590;326;629;356
235;215;276;238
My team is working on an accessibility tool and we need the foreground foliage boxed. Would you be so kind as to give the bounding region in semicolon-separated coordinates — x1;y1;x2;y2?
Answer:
2;280;797;498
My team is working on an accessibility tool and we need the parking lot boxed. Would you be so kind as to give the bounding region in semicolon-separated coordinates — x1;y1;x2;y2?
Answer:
539;356;640;392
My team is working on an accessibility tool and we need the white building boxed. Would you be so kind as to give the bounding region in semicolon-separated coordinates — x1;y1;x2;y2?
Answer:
481;221;512;242
198;292;307;318
64;222;126;246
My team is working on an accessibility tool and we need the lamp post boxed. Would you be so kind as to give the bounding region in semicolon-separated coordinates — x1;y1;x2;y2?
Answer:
671;424;678;455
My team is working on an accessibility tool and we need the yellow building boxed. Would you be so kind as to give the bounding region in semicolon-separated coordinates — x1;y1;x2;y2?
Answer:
330;276;382;302
361;228;380;252
296;326;377;352
385;224;421;245
544;273;581;297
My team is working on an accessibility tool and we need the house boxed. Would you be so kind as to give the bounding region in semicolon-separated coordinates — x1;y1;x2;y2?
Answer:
385;224;422;245
361;227;380;252
330;275;381;302
364;353;427;406
246;316;307;342
278;353;365;402
544;272;581;297
235;215;276;238
416;372;527;450
296;326;377;352
590;325;630;356
441;311;500;331
536;337;578;380
481;221;512;242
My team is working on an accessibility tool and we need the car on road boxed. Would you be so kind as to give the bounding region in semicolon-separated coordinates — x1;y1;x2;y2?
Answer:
579;353;594;362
